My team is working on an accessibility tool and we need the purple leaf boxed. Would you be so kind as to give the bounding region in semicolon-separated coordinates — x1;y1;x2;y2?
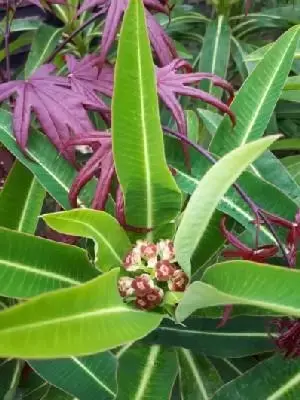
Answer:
156;58;235;136
77;0;177;66
0;65;102;161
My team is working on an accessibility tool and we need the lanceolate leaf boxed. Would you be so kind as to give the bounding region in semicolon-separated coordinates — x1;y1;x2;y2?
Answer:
0;109;96;209
30;352;117;400
212;354;300;400
0;227;98;298
25;24;62;78
174;136;279;277
116;344;177;400
144;316;275;358
43;209;131;272
210;26;300;157
176;260;300;322
0;161;45;234
177;349;223;399
112;0;181;232
0;269;162;358
0;359;23;400
199;15;231;100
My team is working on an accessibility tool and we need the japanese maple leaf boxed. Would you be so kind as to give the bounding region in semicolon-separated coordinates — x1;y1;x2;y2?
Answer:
156;59;235;136
0;64;100;161
77;0;177;66
66;54;114;125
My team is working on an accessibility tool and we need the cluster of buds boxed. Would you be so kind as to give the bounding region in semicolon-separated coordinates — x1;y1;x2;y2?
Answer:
118;239;189;310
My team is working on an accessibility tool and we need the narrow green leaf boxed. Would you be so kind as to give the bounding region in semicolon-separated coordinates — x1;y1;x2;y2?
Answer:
30;352;117;400
0;227;98;298
177;260;300;322
0;109;96;209
177;349;223;400
210;26;300;157
112;0;181;232
174;136;279;276
43;209;131;272
212;354;300;400
0;32;35;63
144;316;275;358
0;161;45;234
199;15;231;100
25;24;62;77
0;359;23;400
116;344;177;400
0;269;162;358
271;138;300;151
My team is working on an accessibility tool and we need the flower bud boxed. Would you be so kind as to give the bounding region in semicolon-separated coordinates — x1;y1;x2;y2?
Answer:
123;248;142;271
132;274;155;297
158;239;175;261
155;260;175;281
138;240;157;261
135;287;164;310
168;269;189;292
118;277;135;298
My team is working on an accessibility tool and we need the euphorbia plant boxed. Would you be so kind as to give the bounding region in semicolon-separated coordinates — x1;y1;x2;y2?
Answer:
2;0;300;398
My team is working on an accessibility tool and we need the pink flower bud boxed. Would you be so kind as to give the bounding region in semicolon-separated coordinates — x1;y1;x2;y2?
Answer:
132;274;155;297
123;248;142;271
118;277;135;298
158;239;175;261
135;287;164;310
168;270;189;292
155;260;175;281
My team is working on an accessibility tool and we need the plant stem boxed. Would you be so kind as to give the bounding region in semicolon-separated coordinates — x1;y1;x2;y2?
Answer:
163;127;291;265
46;10;104;63
4;0;12;81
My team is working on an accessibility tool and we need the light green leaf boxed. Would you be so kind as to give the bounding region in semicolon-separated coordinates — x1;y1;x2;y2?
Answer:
43;209;131;272
116;344;177;400
25;24;62;77
0;109;96;209
212;354;300;400
174;136;279;276
0;269;162;358
199;15;230;100
30;352;117;400
0;227;98;298
112;0;181;233
0;161;45;234
210;26;300;157
144;316;275;358
176;260;300;322
177;349;223;400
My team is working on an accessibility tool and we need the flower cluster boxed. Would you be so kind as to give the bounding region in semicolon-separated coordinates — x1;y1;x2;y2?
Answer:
118;239;189;310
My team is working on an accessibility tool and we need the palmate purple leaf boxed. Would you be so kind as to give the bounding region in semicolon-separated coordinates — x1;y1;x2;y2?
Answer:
66;54;114;125
0;64;102;161
156;59;235;136
77;0;177;66
65;133;115;210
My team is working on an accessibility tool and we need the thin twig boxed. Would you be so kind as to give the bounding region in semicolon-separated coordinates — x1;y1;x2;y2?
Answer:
4;0;12;81
46;10;104;63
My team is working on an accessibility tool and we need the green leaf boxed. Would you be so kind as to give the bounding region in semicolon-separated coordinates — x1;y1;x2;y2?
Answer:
0;269;162;358
43;209;131;272
116;344;177;400
210;26;300;157
176;260;300;322
210;357;257;384
29;352;117;400
112;0;181;232
177;350;223;400
144;316;275;358
0;227;98;298
271;138;300;151
174;136;279;276
0;359;23;400
0;109;96;209
212;354;300;400
0;32;35;63
199;15;230;100
25;24;62;77
0;161;45;234
281;155;300;185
